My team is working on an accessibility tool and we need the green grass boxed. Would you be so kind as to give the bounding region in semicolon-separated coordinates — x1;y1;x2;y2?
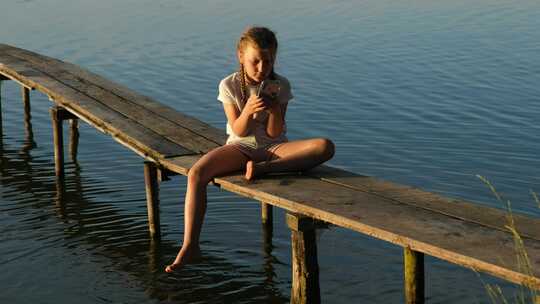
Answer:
476;175;539;304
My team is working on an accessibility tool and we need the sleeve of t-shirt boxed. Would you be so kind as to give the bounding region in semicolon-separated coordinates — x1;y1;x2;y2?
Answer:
279;76;294;104
217;79;235;105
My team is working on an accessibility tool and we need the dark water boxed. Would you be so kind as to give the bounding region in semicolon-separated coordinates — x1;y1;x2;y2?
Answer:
1;0;539;303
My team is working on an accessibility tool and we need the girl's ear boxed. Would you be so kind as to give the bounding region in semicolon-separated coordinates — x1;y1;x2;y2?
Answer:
237;50;243;64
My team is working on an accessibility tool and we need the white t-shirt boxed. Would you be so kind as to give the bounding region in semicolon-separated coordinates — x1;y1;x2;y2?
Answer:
217;72;294;149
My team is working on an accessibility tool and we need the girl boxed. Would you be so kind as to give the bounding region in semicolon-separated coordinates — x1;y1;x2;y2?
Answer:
165;26;334;273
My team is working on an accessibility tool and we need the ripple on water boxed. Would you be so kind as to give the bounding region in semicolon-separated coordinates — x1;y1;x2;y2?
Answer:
2;0;540;303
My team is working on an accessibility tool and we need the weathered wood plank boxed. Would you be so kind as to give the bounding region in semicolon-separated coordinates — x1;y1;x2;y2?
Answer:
0;51;220;154
212;172;540;289
306;165;540;241
159;154;202;176
0;56;190;159
159;154;540;290
0;44;227;150
0;70;34;89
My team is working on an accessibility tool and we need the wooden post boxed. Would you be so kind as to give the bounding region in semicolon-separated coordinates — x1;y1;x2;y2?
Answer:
50;107;65;180
148;238;161;273
535;295;540;304
262;202;273;236
287;213;321;304
144;161;161;239
0;80;3;140
69;118;79;161
22;86;31;121
404;247;425;304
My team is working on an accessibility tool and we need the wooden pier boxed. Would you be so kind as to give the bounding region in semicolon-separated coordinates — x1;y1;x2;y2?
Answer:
1;44;539;303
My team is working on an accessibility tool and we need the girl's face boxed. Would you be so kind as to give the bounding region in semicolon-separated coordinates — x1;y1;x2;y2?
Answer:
238;44;275;84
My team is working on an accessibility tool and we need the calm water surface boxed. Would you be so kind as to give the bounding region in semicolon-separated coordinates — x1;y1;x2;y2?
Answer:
1;0;539;303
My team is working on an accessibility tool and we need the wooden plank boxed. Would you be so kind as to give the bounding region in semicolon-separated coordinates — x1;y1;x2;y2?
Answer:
159;154;202;176
0;44;227;150
306;165;540;241
0;56;190;159
0;51;220;154
213;172;540;289
0;58;40;90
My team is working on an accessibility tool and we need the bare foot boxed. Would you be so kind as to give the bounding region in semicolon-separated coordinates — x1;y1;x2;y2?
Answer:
164;245;202;273
244;160;261;180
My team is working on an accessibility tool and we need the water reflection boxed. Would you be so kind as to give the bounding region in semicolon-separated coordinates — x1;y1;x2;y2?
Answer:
1;134;288;303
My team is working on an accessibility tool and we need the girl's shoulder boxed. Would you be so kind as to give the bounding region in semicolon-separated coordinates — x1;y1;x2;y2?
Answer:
274;72;292;93
273;72;291;86
220;72;241;88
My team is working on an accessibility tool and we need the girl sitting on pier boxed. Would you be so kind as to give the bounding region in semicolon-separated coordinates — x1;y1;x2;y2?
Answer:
165;26;335;273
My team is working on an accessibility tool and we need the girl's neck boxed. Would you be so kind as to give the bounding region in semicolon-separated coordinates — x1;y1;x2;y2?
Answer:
244;74;261;86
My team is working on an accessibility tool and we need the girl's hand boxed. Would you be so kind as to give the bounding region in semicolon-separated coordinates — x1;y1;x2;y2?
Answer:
264;97;280;112
244;94;267;116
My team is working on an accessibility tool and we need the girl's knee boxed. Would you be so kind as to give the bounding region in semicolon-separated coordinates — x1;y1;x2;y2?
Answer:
315;138;335;160
187;165;212;186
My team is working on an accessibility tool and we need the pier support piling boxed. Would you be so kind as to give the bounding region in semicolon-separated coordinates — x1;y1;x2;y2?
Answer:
287;213;321;304
50;106;79;179
50;107;65;180
144;161;161;239
0;80;3;146
22;86;31;121
21;86;35;148
261;202;273;234
404;247;425;304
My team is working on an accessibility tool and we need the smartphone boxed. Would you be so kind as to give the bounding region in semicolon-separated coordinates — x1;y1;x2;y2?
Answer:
257;79;281;100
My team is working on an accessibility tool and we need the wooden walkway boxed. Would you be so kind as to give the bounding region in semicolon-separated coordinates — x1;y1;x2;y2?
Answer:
1;44;539;303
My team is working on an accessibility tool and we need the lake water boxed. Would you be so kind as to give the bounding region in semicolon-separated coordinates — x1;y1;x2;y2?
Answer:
1;0;539;303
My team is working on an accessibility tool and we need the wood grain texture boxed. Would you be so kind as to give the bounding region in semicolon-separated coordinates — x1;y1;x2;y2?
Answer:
0;54;190;160
307;165;540;241
213;172;540;289
0;44;227;151
0;51;214;154
160;154;202;176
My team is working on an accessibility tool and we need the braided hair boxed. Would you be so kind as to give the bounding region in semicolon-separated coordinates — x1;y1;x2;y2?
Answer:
237;26;278;104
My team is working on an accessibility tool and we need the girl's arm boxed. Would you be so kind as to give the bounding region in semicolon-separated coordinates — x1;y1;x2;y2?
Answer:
223;95;266;137
266;102;287;138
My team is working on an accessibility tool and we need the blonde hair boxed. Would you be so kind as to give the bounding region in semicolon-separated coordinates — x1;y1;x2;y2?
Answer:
237;26;278;103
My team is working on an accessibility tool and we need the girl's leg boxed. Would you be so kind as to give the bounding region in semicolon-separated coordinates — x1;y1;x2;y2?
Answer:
245;138;334;180
166;145;249;272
